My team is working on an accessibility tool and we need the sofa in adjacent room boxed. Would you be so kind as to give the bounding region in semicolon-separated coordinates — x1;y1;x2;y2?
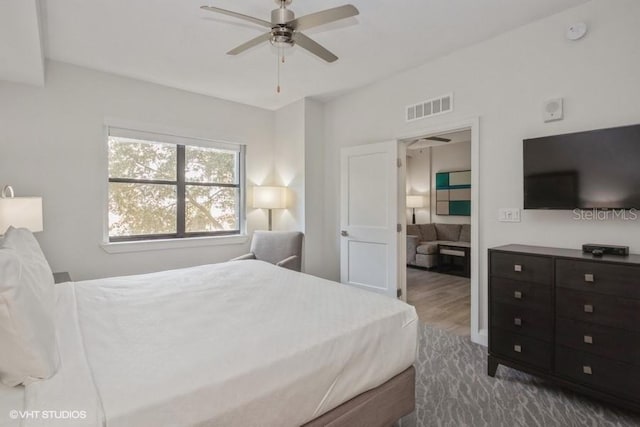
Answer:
406;223;471;269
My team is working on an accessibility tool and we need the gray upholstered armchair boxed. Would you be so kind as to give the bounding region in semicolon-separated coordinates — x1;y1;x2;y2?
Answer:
232;231;304;272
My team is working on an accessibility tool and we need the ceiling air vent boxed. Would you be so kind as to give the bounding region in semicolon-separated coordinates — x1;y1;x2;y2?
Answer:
406;93;453;122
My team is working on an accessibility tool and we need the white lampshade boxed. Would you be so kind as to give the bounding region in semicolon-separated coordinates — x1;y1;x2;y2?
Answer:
406;195;426;209
0;197;43;233
253;186;287;209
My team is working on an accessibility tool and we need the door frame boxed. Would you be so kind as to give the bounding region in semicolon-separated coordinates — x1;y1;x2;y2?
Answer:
397;117;484;346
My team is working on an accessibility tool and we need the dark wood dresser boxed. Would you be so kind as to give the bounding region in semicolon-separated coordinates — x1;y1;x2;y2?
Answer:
488;244;640;411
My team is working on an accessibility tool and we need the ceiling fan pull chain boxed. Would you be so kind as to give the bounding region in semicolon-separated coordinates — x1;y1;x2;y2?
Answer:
276;46;281;93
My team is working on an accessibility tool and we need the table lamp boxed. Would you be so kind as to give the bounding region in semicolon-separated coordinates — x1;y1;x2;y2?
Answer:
0;186;43;234
406;195;425;225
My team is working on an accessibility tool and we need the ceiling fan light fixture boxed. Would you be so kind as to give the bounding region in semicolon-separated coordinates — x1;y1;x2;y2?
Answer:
270;27;295;48
270;39;295;49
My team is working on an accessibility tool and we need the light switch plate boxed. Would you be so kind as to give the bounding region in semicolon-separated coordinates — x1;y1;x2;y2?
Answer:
499;208;521;223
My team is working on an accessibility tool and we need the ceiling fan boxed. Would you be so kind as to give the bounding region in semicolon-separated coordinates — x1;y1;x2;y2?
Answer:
407;136;452;151
200;0;359;63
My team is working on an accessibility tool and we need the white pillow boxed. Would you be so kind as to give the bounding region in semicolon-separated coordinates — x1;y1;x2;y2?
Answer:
0;227;59;386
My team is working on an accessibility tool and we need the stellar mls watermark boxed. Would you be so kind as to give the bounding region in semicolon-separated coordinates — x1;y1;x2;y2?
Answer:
8;409;87;420
573;209;639;221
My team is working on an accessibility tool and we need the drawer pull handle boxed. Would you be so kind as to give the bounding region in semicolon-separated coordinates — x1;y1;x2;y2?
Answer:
583;366;593;375
584;304;594;313
514;264;523;272
514;345;522;353
514;317;522;326
514;291;523;300
584;273;594;283
584;335;593;344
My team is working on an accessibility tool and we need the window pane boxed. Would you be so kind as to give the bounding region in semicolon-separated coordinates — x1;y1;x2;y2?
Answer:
186;186;239;232
109;183;177;237
185;146;237;184
109;137;177;180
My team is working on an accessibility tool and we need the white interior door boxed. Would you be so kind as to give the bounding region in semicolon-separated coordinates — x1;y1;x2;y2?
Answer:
340;141;400;298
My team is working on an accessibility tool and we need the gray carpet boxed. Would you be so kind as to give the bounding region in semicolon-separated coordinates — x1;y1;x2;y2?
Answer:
400;324;640;427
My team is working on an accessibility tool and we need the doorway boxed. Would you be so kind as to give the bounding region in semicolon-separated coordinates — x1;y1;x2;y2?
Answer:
338;118;482;345
398;118;481;344
404;129;472;336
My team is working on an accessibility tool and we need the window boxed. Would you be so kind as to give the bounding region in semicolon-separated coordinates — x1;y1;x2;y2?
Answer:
107;127;244;242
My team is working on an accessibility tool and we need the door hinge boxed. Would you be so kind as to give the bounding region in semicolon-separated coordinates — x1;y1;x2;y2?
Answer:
397;223;402;232
397;288;402;298
397;158;402;168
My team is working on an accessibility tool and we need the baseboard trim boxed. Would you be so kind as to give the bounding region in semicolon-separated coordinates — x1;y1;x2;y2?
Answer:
471;328;488;347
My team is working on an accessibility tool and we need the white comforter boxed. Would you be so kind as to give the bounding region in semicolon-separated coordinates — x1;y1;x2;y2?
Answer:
19;261;417;427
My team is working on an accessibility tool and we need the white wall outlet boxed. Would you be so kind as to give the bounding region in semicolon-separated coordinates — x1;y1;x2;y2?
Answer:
499;208;521;223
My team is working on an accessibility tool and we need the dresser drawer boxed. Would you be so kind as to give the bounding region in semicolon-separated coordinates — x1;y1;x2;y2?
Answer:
491;302;552;341
490;277;551;308
491;252;552;285
556;318;640;366
556;288;640;332
556;346;640;401
556;259;640;298
490;329;552;370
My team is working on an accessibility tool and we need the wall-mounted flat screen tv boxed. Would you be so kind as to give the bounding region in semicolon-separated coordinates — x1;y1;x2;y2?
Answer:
523;124;640;210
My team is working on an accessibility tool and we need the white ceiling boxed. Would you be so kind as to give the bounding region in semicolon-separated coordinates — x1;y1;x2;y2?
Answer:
28;0;589;110
0;0;45;86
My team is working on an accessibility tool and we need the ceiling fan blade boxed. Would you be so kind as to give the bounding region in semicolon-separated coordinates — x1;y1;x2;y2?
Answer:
227;32;271;55
200;6;272;28
293;32;338;63
426;137;452;142
288;5;359;31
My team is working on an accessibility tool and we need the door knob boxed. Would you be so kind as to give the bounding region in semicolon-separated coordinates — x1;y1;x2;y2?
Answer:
341;230;349;237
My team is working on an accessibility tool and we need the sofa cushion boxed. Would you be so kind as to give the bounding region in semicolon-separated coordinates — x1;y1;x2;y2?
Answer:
416;242;439;255
418;223;437;241
406;224;423;241
415;253;438;268
459;224;471;243
435;224;461;242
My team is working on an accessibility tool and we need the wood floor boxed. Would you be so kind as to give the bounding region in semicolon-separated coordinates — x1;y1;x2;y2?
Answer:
406;267;470;336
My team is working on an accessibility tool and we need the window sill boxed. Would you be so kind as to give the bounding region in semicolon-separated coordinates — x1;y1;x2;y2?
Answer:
100;234;249;254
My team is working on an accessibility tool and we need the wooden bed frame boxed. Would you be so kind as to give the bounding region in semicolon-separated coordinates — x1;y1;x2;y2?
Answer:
303;366;415;427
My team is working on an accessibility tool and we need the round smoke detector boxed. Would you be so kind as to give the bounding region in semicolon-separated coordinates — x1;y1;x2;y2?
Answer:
566;22;588;41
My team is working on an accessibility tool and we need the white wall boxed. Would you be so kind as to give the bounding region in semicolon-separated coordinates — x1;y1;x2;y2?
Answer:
273;99;305;232
431;141;472;225
321;0;640;341
0;61;276;280
303;98;327;277
271;98;327;276
406;140;472;225
406;149;431;225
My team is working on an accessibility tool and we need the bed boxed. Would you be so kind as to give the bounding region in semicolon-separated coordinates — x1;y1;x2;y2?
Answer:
1;260;417;427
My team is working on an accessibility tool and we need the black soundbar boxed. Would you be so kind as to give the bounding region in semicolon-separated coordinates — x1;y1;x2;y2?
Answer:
582;243;629;257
